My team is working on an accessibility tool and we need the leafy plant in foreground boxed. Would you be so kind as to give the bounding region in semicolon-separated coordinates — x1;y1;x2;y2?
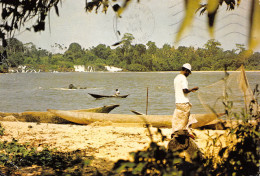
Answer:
0;123;4;136
212;123;259;176
0;137;89;175
112;126;205;176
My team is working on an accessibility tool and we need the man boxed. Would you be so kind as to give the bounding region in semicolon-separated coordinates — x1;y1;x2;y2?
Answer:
172;63;199;133
68;83;77;89
114;89;120;96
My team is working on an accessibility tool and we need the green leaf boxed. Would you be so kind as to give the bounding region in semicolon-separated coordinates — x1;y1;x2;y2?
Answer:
54;4;59;16
114;162;136;173
207;8;218;38
175;0;201;43
117;0;132;16
248;0;260;51
132;162;147;174
207;0;220;13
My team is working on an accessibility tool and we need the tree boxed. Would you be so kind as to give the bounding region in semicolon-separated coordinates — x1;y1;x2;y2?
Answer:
67;43;82;53
1;0;259;72
0;0;61;66
247;52;260;70
2;38;25;67
64;43;84;63
121;33;135;53
6;38;24;54
146;41;157;55
91;44;111;61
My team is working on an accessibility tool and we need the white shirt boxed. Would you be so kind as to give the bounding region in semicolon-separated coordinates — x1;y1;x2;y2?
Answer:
174;74;189;103
115;90;120;96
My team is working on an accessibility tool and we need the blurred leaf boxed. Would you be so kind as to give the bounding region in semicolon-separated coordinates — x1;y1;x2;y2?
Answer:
237;0;241;6
54;4;59;16
175;0;201;43
248;0;260;51
207;0;219;37
133;162;147;174
102;0;109;13
207;0;219;13
2;39;7;48
114;161;136;173
219;147;227;157
112;4;121;12
117;0;132;17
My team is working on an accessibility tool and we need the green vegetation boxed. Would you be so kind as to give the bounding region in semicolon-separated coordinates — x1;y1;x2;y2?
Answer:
0;127;91;175
0;35;259;72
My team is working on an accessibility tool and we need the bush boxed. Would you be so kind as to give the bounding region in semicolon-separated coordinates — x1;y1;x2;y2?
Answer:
212;123;259;175
0;123;4;136
0;137;89;175
112;121;260;175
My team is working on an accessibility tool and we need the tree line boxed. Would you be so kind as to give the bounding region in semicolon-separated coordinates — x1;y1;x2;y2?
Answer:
0;33;259;72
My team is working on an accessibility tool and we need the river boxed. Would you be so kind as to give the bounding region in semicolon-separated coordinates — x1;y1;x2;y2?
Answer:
0;71;259;115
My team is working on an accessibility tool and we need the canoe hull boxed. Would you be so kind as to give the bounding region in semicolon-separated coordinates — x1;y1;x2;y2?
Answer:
47;109;224;129
88;93;129;99
0;104;119;123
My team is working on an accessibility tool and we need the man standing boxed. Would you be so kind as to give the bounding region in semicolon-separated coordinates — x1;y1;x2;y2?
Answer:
172;63;199;133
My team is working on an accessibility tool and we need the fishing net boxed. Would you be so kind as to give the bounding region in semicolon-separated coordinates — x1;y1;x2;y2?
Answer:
197;65;258;118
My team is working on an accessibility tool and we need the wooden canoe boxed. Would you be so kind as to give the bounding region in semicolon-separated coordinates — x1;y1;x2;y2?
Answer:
0;104;119;123
88;93;129;99
47;109;225;129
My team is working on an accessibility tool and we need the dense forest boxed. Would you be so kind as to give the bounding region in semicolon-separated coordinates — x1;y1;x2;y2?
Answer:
0;33;259;72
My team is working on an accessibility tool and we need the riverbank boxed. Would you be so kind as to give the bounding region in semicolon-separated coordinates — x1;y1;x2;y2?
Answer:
0;121;234;175
1;70;260;74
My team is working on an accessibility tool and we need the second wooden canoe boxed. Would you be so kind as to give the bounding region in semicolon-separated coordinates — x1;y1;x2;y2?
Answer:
88;93;129;99
0;104;119;123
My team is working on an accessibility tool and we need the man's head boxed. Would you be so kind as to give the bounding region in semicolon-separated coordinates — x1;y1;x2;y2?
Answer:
181;63;191;77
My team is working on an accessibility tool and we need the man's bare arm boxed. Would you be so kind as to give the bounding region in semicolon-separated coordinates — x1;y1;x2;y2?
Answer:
183;87;199;94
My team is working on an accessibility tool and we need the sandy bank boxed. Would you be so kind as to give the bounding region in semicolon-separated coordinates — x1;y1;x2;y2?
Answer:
0;121;235;175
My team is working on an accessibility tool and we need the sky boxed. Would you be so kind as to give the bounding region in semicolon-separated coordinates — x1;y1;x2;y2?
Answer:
14;0;259;53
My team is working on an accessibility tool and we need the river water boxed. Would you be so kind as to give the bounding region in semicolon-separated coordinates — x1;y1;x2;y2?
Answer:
0;72;259;115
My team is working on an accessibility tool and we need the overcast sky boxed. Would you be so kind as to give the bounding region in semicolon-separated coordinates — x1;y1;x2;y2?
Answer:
15;0;258;53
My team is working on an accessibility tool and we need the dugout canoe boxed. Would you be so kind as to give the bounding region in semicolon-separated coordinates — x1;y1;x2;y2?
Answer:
0;104;119;123
88;93;129;99
47;109;225;129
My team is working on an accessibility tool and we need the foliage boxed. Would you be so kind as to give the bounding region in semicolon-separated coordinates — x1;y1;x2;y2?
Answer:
1;37;259;73
1;0;260;68
0;123;4;136
113;141;184;175
0;0;61;65
112;127;199;175
213;123;260;175
0;132;89;175
112;120;259;176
